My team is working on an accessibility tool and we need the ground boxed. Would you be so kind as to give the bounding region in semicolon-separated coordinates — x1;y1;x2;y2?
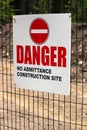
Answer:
0;59;87;130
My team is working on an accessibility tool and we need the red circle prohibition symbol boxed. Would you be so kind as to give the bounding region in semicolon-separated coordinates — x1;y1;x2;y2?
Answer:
29;18;49;45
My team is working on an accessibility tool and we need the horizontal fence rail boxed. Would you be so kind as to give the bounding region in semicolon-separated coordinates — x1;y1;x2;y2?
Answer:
0;0;87;130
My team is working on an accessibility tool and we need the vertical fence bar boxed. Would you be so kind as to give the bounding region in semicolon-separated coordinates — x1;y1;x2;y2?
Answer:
42;92;44;130
75;0;78;129
81;0;84;129
70;1;72;130
58;95;60;130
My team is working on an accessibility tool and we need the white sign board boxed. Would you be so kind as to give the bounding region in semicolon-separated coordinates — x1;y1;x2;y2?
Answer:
13;13;71;95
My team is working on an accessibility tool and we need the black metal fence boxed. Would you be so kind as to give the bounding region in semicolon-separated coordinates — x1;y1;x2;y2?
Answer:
0;0;87;129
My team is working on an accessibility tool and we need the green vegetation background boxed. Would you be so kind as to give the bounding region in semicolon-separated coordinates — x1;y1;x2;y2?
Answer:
0;0;87;26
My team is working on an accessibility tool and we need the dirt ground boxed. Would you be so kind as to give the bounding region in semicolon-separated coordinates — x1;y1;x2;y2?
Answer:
0;59;87;130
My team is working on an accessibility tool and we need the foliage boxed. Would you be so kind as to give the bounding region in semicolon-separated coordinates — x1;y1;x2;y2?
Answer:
0;0;87;25
52;0;69;13
67;0;87;22
29;0;53;14
33;0;49;13
0;0;14;26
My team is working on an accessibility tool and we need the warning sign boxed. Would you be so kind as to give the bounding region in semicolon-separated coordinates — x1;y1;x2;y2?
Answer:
13;14;71;95
30;18;49;44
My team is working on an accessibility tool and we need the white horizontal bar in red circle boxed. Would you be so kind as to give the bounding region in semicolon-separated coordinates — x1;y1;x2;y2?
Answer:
31;29;48;34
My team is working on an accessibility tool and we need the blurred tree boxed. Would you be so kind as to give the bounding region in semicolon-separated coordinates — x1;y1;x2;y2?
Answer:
68;0;87;22
12;0;51;14
0;0;14;26
52;0;69;13
0;0;87;25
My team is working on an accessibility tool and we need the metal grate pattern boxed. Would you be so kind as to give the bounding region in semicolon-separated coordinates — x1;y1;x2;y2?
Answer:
0;0;87;129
